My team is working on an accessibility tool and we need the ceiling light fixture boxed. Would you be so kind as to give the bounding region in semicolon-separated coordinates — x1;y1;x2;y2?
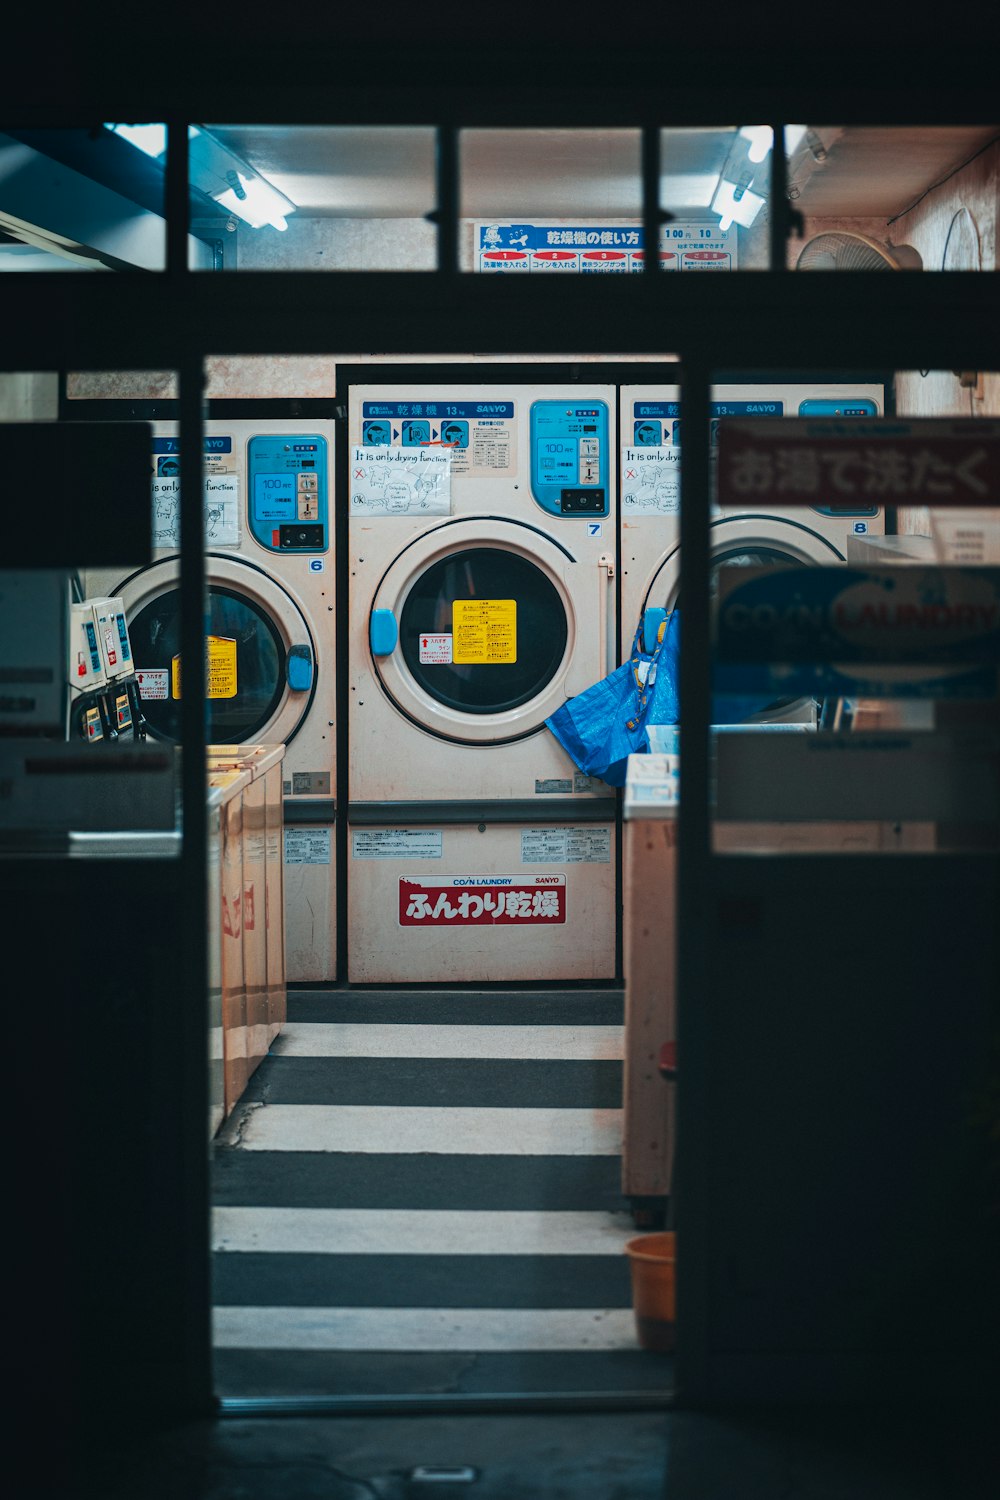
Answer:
711;178;766;233
739;126;773;164
213;170;293;231
187;126;296;231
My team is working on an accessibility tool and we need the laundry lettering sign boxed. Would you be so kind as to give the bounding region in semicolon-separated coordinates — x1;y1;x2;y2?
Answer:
399;875;566;926
716;418;1000;507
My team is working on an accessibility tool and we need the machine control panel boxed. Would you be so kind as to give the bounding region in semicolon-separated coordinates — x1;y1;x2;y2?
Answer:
629;395;881;518
530;401;610;517
90;597;133;681
247;434;329;553
70;603;108;693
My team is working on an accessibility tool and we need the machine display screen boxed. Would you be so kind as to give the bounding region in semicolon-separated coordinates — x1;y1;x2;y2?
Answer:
253;473;296;522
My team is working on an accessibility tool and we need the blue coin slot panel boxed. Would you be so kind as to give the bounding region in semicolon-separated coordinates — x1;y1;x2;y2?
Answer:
530;400;610;517
84;621;101;673
247;433;329;552
116;613;131;661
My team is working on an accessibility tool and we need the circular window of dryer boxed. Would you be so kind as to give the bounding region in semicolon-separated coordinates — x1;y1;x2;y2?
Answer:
128;586;286;742
398;547;568;715
370;519;588;746
642;515;845;617
644;517;845;723
111;554;318;747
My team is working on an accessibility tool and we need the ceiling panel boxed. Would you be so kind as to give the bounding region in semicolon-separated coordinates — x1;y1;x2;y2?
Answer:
201;123;997;223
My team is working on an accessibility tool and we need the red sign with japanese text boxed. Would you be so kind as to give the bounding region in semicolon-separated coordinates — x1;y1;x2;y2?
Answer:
716;419;1000;507
399;876;567;926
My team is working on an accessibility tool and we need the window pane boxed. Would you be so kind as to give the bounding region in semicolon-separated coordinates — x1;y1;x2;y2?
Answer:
0;126;170;271
191;125;437;270
788;126;998;272
399;547;568;713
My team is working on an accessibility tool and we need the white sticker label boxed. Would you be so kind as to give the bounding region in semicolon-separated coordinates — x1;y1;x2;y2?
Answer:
284;828;331;866
621;447;682;516
136;668;169;700
352;829;443;860
151;472;241;548
205;473;241;546
350;446;451;516
521;828;612;864
418;633;453;665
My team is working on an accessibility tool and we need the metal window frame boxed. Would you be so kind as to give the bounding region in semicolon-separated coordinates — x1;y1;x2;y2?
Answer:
2;101;997;1421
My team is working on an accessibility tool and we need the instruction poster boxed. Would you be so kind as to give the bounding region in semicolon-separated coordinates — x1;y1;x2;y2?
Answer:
475;223;736;272
352;830;443;859
359;401;517;479
452;599;517;664
621;448;682;515
151;467;241;549
521;828;611;864
170;636;237;700
350;446;451;516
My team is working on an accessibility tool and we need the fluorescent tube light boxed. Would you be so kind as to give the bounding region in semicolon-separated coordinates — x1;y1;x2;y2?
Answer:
187;126;297;231
214;171;293;231
711;178;766;233
739;126;773;164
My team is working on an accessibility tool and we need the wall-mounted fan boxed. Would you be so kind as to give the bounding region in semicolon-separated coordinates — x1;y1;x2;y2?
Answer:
941;207;981;271
795;232;923;271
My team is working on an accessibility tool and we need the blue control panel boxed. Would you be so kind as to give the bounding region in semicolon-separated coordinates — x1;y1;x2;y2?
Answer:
798;399;880;515
798;399;879;417
84;620;102;674
247;434;329;553
530;400;610;517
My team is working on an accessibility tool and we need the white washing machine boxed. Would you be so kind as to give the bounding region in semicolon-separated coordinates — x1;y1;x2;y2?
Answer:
84;418;337;982
347;380;619;984
620;381;886;723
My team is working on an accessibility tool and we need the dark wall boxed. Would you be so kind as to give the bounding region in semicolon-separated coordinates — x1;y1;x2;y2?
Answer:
698;852;999;1401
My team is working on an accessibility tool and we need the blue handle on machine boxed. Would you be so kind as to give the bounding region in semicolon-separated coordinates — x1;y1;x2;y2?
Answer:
370;608;398;656
642;607;668;654
287;644;313;691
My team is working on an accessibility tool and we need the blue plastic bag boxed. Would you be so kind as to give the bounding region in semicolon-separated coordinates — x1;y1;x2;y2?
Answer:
545;613;681;787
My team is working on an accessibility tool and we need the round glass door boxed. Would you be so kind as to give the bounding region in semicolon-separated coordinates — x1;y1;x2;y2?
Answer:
710;545;816;722
397;547;568;715
128;586;285;742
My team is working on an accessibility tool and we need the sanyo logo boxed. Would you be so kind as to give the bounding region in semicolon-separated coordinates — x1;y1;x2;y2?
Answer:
475;404;509;414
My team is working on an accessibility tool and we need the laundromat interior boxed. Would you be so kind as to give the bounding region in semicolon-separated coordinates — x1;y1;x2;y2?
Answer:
3;40;1000;1499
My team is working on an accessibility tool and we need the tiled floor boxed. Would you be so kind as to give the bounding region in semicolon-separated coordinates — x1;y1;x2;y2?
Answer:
76;1402;999;1500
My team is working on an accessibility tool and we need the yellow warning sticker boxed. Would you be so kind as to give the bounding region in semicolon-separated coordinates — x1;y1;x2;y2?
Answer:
452;599;517;664
170;637;239;700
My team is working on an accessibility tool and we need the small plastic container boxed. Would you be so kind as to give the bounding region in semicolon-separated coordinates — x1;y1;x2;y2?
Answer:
624;1231;676;1351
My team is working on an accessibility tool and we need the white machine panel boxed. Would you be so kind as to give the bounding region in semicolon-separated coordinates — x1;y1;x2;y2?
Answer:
84;419;337;983
347;380;619;982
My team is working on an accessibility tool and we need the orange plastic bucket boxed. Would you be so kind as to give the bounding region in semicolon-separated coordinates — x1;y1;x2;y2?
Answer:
624;1231;676;1351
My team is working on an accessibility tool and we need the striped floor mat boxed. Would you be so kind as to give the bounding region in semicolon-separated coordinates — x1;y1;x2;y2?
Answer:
211;988;674;1398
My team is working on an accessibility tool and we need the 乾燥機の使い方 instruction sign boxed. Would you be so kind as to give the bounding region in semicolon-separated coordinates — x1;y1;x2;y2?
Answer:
475;223;736;272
